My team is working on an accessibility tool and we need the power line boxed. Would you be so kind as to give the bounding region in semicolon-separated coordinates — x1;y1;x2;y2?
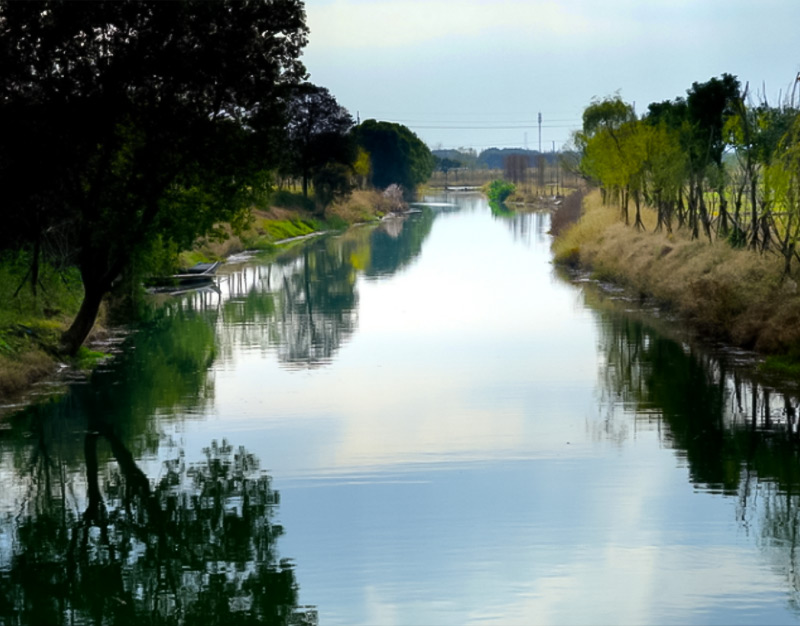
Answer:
393;123;579;130
432;139;574;150
377;117;581;124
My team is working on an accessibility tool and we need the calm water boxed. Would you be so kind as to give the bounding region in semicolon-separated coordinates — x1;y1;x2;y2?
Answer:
3;192;800;625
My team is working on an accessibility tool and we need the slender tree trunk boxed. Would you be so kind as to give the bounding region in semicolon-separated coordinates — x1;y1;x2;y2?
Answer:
60;281;106;356
688;183;699;240
676;188;686;229
621;186;630;225
698;191;712;242
633;189;645;231
749;173;759;250
654;190;663;232
717;186;729;238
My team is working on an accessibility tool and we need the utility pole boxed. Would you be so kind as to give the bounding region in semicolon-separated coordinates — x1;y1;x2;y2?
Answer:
553;140;559;197
537;112;542;154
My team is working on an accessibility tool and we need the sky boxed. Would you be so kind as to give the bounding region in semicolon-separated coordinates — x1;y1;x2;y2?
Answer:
301;0;800;153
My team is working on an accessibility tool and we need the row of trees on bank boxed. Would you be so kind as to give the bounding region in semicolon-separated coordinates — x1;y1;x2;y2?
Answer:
0;0;433;355
281;85;433;204
576;73;800;273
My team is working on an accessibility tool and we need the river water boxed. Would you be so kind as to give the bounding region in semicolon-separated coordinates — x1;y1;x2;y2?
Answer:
2;192;800;625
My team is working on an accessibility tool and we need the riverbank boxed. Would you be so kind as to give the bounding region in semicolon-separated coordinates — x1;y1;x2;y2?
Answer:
552;189;800;374
0;189;392;407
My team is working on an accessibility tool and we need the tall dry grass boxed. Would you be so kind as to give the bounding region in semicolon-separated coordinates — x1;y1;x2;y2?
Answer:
553;189;800;354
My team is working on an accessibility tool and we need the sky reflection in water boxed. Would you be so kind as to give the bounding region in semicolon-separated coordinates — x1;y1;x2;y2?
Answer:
3;192;800;625
171;193;800;625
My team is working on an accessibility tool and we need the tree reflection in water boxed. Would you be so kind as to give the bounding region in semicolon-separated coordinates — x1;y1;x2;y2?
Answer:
0;301;314;624
1;428;315;625
0;205;444;624
595;309;800;604
215;206;436;369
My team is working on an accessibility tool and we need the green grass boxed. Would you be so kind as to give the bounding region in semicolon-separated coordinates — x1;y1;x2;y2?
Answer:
759;354;800;378
260;218;321;242
324;215;349;231
179;250;213;268
73;345;110;370
0;251;89;399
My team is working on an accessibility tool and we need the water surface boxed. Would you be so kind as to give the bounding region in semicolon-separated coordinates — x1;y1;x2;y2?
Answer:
2;192;800;625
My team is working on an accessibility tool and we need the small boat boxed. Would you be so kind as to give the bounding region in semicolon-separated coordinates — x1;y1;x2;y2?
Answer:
149;261;222;288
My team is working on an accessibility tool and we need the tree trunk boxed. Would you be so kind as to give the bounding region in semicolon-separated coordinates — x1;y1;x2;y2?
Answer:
633;189;645;231
676;188;686;229
717;187;729;238
60;281;106;356
698;192;712;242
749;175;759;250
621;186;630;225
688;184;699;240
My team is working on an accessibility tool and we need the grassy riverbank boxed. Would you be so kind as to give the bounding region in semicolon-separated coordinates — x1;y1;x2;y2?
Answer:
0;189;390;405
552;189;800;370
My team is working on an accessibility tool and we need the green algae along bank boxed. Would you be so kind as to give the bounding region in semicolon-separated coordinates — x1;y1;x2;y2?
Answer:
552;189;800;374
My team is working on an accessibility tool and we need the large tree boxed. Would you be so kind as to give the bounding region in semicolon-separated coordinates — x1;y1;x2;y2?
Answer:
354;119;434;197
282;82;355;201
0;0;308;354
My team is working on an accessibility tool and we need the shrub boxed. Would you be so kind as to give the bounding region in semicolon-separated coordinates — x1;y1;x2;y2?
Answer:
484;179;516;204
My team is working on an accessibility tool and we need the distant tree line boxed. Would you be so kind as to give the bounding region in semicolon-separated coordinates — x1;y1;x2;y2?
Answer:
431;147;567;170
0;0;433;355
575;73;800;273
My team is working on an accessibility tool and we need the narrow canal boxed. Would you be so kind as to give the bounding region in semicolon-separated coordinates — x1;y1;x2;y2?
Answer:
2;192;800;625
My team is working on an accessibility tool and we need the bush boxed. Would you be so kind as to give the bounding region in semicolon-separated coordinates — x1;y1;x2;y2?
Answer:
484;179;516;204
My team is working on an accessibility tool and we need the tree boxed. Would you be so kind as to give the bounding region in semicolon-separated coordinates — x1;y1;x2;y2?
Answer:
354;119;434;198
685;74;741;240
503;154;529;185
580;94;636;140
0;0;308;355
433;155;462;188
577;95;637;208
282;82;355;202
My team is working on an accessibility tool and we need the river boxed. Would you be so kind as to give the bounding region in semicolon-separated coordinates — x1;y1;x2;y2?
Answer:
2;191;800;625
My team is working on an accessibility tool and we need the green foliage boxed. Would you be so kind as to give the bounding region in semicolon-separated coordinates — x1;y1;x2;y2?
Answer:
581;94;636;139
686;73;740;168
272;189;316;213
324;215;349;231
577;74;800;251
73;346;109;370
282;82;355;199
312;162;354;210
0;250;82;330
760;354;800;378
354;119;434;196
261;219;320;242
0;0;309;353
484;179;516;204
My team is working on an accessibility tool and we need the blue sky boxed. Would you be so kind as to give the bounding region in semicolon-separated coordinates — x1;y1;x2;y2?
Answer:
301;0;800;152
